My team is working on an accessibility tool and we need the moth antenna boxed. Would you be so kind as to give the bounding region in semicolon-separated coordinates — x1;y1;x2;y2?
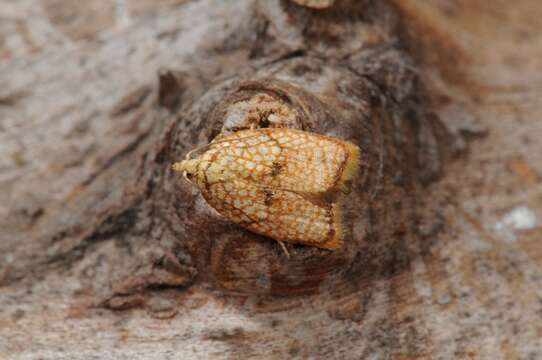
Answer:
185;144;207;160
278;241;291;259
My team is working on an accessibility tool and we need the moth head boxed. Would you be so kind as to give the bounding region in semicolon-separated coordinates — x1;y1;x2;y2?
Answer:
172;159;199;181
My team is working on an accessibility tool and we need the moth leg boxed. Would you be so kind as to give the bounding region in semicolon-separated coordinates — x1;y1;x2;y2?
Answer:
278;240;291;259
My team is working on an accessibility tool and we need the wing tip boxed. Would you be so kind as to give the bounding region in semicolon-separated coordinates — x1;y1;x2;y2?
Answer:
324;141;360;250
331;203;345;249
339;141;361;188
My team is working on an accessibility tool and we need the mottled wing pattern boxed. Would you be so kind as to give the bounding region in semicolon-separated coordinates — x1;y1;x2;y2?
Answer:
204;179;339;248
210;128;354;194
175;127;360;249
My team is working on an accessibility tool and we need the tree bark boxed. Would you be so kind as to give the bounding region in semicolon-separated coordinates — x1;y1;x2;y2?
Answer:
1;0;541;359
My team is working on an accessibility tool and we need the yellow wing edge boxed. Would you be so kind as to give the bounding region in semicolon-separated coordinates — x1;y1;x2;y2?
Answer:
326;141;361;250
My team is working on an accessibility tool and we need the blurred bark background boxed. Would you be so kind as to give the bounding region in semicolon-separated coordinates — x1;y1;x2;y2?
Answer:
1;0;541;359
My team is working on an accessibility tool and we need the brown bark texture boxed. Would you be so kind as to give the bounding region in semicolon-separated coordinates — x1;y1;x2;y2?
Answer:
1;0;541;359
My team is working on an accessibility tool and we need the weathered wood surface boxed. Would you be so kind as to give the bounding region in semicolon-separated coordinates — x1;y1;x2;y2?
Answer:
1;0;542;359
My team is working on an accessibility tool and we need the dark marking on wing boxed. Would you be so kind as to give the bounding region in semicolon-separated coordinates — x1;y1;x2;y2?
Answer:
271;162;282;176
263;189;274;206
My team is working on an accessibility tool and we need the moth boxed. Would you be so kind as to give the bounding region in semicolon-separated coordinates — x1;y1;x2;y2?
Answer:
172;128;360;254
